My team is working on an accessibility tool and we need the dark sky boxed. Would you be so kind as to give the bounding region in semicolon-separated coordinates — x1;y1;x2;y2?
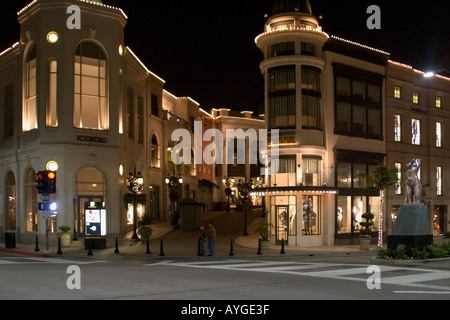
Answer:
1;0;449;114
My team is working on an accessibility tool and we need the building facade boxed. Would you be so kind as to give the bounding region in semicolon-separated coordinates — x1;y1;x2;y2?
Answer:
255;0;449;247
385;61;450;237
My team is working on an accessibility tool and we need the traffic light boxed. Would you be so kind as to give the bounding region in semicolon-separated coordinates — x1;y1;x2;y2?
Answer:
36;170;57;194
36;171;47;194
47;171;56;194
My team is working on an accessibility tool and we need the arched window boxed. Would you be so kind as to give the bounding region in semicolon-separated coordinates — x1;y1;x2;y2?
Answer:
6;172;16;230
151;134;160;168
47;59;58;127
23;44;38;132
25;169;38;232
74;41;108;130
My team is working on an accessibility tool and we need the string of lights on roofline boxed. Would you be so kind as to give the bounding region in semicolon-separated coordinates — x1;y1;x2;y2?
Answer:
18;0;128;19
14;0;449;83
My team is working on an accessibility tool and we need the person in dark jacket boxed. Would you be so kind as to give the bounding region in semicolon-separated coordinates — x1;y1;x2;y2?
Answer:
206;222;216;256
198;226;206;256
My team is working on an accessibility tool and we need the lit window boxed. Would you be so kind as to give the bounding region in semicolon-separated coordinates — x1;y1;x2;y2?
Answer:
394;86;401;99
47;60;58;127
23;44;38;132
395;163;402;195
436;122;442;148
437;166;442;196
413;92;420;104
394;114;402;142
412;118;421;145
151;134;160;168
74;41;108;130
436;96;442;108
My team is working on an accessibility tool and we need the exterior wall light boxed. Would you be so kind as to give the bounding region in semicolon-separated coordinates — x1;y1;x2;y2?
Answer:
47;31;59;44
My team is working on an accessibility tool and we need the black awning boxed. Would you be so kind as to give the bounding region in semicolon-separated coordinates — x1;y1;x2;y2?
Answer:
199;179;219;189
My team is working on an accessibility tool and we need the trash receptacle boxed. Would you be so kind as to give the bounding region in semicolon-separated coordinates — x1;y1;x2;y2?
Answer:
5;232;16;249
179;198;201;231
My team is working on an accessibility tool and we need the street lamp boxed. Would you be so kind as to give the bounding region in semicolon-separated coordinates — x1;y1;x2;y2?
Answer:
423;67;450;78
165;171;183;225
127;168;144;240
236;179;252;236
222;176;234;212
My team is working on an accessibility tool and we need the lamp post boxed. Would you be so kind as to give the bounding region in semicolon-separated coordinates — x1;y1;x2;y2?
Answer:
222;176;234;213
127;167;144;240
165;171;183;225
237;179;252;236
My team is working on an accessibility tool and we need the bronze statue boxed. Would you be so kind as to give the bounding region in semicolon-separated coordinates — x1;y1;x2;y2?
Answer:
406;159;422;204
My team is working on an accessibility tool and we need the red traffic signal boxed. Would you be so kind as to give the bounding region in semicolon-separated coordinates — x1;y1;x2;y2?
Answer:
36;170;56;194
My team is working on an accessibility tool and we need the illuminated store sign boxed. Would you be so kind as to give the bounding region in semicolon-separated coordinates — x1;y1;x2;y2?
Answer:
85;202;107;237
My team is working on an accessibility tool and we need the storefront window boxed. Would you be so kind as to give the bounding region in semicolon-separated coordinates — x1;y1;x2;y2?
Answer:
337;195;379;234
302;195;320;235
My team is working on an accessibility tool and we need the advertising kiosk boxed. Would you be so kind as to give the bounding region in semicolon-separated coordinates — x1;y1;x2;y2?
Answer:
84;202;107;249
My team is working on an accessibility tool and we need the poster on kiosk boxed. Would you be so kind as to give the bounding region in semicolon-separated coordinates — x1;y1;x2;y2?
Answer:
85;202;107;237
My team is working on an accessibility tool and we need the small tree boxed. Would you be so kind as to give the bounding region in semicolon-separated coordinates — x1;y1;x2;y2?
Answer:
359;212;375;237
359;162;400;248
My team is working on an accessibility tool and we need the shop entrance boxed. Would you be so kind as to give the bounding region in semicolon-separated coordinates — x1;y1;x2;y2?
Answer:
75;167;107;237
76;196;104;237
275;205;289;245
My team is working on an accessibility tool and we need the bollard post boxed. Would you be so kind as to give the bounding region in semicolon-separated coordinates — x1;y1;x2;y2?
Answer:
257;238;262;255
57;237;62;255
280;238;285;254
87;239;93;256
114;237;119;254
229;239;234;256
159;238;165;256
146;237;151;254
34;235;40;252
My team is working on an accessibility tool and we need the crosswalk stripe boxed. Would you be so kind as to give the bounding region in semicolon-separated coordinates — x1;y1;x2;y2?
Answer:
165;260;450;290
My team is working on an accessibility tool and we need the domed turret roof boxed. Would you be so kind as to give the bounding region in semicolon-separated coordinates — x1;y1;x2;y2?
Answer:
272;0;313;16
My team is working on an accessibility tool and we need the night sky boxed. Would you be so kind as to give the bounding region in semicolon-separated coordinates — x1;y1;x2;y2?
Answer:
0;0;448;114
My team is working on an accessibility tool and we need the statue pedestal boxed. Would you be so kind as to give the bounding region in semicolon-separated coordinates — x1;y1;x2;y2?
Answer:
387;204;433;250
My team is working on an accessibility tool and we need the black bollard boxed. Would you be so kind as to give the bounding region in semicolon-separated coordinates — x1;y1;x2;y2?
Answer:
114;237;119;253
257;238;262;255
229;239;234;256
34;235;40;252
146;237;151;254
87;239;93;256
57;237;62;255
280;238;285;254
159;238;165;256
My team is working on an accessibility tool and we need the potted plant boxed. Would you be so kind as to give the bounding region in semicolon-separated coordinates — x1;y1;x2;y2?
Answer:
58;226;72;248
359;212;374;250
255;222;273;248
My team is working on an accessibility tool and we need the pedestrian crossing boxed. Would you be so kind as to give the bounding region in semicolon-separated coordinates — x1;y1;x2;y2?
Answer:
164;259;450;292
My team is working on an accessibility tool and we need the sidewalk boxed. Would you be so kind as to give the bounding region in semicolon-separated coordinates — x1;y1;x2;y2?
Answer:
0;209;377;260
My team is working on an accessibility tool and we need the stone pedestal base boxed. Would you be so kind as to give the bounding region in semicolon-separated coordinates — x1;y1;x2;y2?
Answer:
387;235;433;250
387;204;432;250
